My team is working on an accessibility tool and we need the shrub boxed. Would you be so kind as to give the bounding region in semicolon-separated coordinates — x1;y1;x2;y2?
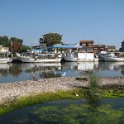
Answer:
85;74;101;99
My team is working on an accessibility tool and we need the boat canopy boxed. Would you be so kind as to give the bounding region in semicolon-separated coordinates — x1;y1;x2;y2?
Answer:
31;49;48;53
48;44;83;49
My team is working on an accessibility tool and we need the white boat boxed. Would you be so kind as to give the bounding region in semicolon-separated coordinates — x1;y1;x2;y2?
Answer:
62;51;98;62
17;53;61;63
0;58;12;63
102;52;124;62
0;53;12;63
98;51;107;61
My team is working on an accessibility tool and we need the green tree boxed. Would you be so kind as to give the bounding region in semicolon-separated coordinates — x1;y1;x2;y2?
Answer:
0;36;10;47
20;45;31;52
40;33;63;46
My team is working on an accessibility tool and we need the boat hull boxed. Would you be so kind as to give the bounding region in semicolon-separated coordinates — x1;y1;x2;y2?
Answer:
18;56;61;63
104;57;124;62
0;58;12;64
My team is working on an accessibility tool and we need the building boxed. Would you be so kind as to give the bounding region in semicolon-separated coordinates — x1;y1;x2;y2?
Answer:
80;40;94;52
80;40;117;53
106;45;116;52
80;40;94;47
0;45;10;53
93;45;106;53
79;40;108;53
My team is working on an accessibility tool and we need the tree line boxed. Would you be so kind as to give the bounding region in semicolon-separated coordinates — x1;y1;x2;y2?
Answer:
0;36;31;52
0;33;63;53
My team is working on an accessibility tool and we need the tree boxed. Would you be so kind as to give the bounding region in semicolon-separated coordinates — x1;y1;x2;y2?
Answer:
40;33;63;46
0;36;10;47
20;45;31;52
10;37;23;52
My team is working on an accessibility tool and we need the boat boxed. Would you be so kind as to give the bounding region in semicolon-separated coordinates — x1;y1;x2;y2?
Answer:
16;52;61;63
0;52;12;63
101;52;124;62
0;58;12;63
62;51;98;62
98;51;107;61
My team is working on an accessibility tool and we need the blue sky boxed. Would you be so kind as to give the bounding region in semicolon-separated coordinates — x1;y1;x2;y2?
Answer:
0;0;124;49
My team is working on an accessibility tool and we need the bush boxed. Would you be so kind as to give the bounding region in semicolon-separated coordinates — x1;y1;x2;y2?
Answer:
85;74;101;99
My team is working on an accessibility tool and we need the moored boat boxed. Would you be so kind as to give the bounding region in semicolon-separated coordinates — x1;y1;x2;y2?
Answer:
62;52;98;62
16;52;61;63
101;52;124;62
0;52;12;63
0;58;12;63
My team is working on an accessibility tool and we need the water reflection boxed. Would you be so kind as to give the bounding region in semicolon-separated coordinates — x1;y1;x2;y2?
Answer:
0;63;61;83
0;62;124;83
62;62;98;71
94;62;124;77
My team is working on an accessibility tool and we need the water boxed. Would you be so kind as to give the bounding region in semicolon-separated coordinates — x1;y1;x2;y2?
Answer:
0;61;124;83
0;98;124;124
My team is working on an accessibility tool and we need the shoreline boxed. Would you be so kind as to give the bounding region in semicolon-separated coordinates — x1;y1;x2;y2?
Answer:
0;77;124;104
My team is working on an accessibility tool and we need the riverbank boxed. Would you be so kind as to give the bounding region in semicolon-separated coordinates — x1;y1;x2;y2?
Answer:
0;77;124;104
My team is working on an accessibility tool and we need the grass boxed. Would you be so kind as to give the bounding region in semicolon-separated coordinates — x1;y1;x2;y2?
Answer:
0;89;84;116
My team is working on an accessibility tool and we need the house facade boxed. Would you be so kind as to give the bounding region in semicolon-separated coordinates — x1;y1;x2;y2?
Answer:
0;45;10;53
106;45;116;52
93;45;106;53
80;40;94;47
80;40;94;52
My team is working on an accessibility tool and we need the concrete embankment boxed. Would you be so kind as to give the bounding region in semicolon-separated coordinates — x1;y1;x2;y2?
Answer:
0;77;124;104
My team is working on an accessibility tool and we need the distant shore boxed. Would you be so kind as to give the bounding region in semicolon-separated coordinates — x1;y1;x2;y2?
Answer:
0;77;124;104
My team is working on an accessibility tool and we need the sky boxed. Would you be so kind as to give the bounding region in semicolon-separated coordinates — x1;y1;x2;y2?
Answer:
0;0;124;49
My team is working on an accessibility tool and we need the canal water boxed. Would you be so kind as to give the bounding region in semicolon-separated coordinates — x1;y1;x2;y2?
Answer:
0;61;124;83
0;98;124;124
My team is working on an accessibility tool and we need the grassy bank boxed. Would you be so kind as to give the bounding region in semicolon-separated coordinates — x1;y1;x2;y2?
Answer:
0;89;84;116
0;87;124;116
